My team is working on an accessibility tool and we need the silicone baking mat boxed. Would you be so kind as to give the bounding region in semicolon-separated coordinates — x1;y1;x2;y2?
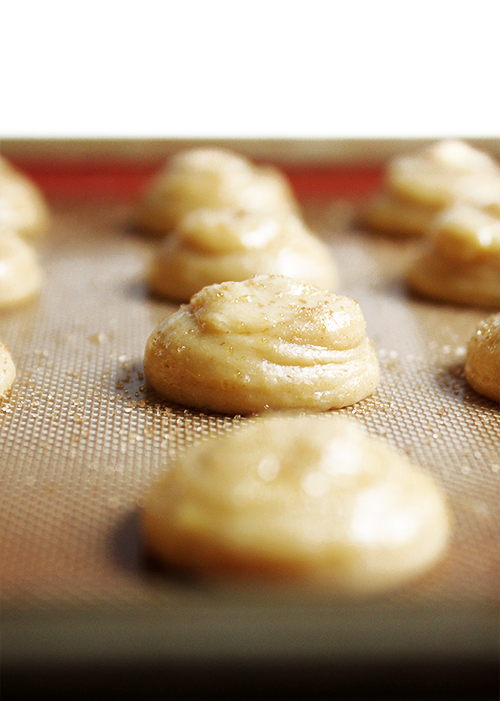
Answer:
1;143;499;695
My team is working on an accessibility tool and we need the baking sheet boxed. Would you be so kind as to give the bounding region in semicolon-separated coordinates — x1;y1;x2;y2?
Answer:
1;153;499;694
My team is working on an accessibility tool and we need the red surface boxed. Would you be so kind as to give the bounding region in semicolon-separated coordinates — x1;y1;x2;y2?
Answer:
8;160;384;199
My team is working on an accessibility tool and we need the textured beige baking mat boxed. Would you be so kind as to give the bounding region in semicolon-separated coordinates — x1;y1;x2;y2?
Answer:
1;194;499;667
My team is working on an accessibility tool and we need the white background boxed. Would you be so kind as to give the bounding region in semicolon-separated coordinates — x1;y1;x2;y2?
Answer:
1;0;499;139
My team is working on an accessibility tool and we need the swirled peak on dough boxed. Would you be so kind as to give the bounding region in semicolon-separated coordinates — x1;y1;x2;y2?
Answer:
0;342;16;396
360;140;500;237
140;412;450;596
0;230;44;308
0;156;51;240
132;147;300;236
407;203;500;308
388;139;500;211
144;275;379;414
148;208;338;302
432;203;500;263
465;313;500;402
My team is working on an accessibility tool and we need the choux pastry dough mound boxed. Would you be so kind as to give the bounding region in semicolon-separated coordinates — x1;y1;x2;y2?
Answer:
388;139;500;212
147;208;338;302
0;342;16;396
0;230;44;308
465;313;500;402
0;156;51;240
132;147;300;236
144;275;379;415
360;191;439;238
407;203;500;308
140;413;451;597
360;140;500;238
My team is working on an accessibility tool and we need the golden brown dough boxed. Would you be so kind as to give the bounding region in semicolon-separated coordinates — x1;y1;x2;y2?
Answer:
0;342;16;396
144;274;379;415
0;156;51;240
132;147;300;236
140;412;451;596
465;313;500;402
407;203;500;308
361;140;500;238
148;208;338;302
0;230;44;308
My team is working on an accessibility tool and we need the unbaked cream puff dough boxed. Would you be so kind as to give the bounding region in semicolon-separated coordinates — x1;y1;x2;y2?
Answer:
360;191;439;238
407;203;500;308
133;147;300;236
144;274;379;414
0;230;44;307
465;313;500;402
148;208;338;302
0;343;16;396
361;140;500;237
0;156;51;240
140;413;451;596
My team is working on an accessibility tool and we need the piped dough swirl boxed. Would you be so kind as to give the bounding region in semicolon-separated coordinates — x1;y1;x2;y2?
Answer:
360;140;500;237
140;412;451;596
148;208;338;302
407;202;500;308
133;147;300;236
144;275;379;414
388;139;500;212
465;313;500;402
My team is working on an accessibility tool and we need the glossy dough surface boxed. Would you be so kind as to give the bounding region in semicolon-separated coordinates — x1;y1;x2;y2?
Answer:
144;275;379;414
361;140;500;237
0;342;16;396
388;139;500;212
0;230;44;308
407;203;500;308
133;147;300;236
465;313;500;402
140;413;451;596
0;156;51;240
148;209;338;302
